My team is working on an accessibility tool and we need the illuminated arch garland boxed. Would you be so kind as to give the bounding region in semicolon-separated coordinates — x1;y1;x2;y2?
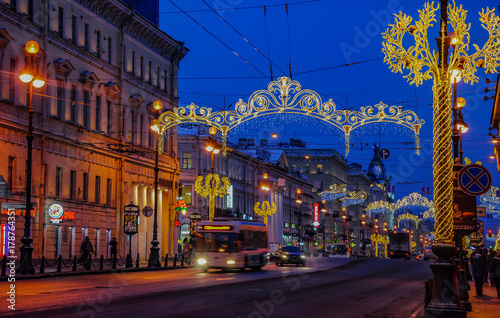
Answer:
319;184;350;201
397;213;423;229
154;77;424;157
366;200;396;229
341;190;368;208
395;192;434;212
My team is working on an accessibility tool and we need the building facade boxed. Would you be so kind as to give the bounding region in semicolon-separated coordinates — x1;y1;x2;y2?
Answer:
0;0;187;260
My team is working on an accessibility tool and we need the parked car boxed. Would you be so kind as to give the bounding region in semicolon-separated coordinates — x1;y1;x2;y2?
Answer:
275;246;306;267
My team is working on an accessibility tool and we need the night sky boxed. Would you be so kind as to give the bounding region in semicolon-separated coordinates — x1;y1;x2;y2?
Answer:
159;0;499;204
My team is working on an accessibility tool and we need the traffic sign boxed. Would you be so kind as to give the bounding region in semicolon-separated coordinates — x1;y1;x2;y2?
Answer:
379;148;390;160
457;164;492;196
142;206;153;217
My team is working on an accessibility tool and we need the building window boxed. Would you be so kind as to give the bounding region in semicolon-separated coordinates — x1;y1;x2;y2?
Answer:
10;0;16;10
83;91;90;129
95;176;100;204
57;81;64;120
58;6;64;35
28;0;33;20
71;15;77;42
317;164;323;174
182;153;192;169
131;51;136;74
106;178;112;206
291;164;296;173
96;30;101;58
70;170;76;200
9;58;16;103
56;167;62;197
106;100;112;135
70;86;77;123
95;95;101;131
304;164;310;173
84;23;89;50
182;185;192;205
149;118;155;149
83;173;89;201
164;70;168;92
107;37;112;64
148;60;152;83
140;56;144;79
7;157;15;190
156;66;161;87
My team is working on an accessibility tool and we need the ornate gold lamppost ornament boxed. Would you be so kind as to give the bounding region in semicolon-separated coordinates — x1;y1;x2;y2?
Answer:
194;127;231;221
382;1;499;316
370;233;388;258
254;173;277;225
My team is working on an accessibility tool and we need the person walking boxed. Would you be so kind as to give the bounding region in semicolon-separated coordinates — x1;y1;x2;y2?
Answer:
80;236;94;263
470;249;487;296
109;237;118;259
490;250;500;298
487;249;496;287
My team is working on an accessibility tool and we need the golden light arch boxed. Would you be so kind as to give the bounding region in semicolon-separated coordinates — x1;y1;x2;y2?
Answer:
154;77;424;156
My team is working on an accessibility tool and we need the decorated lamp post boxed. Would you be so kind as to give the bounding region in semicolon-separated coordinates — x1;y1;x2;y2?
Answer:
382;1;500;316
19;40;45;275
195;127;231;221
254;173;277;225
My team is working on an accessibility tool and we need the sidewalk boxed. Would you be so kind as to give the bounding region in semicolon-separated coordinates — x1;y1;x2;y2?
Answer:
468;284;500;318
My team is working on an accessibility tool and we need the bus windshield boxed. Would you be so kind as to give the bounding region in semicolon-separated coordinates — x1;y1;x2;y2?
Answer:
195;232;238;253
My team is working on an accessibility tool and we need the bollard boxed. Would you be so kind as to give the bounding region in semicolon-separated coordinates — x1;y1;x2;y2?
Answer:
1;255;6;276
57;255;62;273
99;255;104;270
181;254;184;267
125;253;132;268
40;256;46;274
72;256;77;272
425;279;433;305
136;253;139;268
87;254;92;271
173;254;177;267
112;254;117;270
164;254;169;268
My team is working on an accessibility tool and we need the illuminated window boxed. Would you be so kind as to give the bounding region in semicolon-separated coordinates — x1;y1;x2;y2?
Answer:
182;153;192;169
182;185;192;205
317;164;323;174
304;164;310;173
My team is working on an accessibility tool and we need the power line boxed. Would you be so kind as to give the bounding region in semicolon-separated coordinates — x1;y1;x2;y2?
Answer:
167;0;269;78
159;1;320;14
200;0;288;77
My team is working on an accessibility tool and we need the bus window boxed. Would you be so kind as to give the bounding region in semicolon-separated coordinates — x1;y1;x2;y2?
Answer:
195;233;238;253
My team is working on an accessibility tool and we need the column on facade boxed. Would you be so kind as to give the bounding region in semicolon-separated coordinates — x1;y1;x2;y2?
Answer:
136;184;148;259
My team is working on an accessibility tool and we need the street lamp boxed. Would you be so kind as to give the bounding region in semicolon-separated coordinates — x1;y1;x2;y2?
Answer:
148;100;164;267
295;188;302;249
19;40;45;275
205;127;220;174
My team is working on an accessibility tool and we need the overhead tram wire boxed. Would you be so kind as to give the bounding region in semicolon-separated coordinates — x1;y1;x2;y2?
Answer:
201;0;287;78
264;6;273;81
167;0;269;79
160;1;320;14
286;3;293;79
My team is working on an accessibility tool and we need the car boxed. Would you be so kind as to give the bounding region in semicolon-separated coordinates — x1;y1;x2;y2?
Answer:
267;251;278;261
275;246;306;267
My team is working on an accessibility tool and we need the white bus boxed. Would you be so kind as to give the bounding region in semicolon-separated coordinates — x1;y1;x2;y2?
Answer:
194;218;268;272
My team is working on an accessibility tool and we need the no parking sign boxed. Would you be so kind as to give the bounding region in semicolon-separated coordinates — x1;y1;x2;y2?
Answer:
457;164;492;196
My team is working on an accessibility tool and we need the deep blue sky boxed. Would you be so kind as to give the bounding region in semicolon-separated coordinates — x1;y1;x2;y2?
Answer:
159;0;499;202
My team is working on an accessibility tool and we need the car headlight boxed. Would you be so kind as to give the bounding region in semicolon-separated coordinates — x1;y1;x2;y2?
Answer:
282;255;287;259
197;258;207;265
300;255;306;259
227;260;235;265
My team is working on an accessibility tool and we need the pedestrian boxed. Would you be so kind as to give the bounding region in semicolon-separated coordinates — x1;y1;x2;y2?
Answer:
470;249;487;296
487;249;496;287
490;250;500;298
109;237;118;259
80;236;94;263
183;237;192;265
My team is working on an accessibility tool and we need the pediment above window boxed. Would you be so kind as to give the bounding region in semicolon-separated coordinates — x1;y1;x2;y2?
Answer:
0;28;13;50
129;94;144;109
54;59;75;80
104;82;121;100
80;71;99;90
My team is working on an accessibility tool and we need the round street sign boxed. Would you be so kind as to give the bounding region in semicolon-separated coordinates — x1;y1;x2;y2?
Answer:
379;148;390;160
457;164;492;196
142;206;153;217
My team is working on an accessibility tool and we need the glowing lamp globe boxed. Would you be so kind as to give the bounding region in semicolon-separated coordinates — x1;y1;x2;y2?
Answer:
19;71;33;83
25;40;40;54
213;148;220;154
456;97;466;108
152;100;163;111
32;77;45;88
209;126;217;135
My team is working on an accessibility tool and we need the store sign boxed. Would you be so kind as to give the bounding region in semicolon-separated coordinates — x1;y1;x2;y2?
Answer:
48;203;64;224
313;203;319;227
1;203;37;217
124;203;140;235
226;185;233;209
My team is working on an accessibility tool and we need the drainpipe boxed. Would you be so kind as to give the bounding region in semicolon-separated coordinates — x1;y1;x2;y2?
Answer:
116;10;134;256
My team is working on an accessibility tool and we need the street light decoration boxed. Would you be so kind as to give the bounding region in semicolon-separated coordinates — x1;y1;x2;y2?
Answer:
340;190;367;208
153;77;424;157
174;200;188;215
382;1;500;244
319;183;349;201
254;201;277;225
195;173;231;221
479;186;500;219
